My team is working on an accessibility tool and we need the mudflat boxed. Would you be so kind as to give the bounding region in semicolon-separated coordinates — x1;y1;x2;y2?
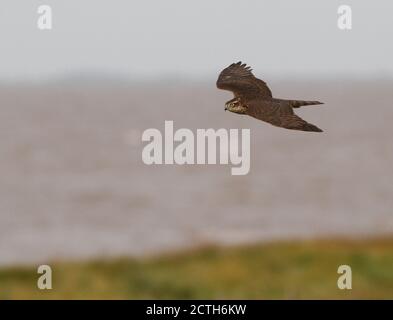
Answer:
0;79;392;265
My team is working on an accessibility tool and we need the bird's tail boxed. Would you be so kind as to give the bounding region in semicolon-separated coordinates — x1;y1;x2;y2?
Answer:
288;100;324;108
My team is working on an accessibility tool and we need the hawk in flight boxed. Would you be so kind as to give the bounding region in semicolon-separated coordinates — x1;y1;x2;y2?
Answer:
217;62;324;132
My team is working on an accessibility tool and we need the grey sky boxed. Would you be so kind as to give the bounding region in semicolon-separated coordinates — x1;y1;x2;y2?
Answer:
0;0;392;80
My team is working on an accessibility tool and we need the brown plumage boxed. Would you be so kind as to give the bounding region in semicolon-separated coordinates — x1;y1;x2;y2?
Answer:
216;61;324;132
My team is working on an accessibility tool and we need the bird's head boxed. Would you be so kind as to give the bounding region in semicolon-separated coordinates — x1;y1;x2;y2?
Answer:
225;100;248;114
216;61;253;90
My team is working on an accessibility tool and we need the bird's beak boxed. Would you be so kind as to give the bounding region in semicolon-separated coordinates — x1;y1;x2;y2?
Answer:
224;107;227;111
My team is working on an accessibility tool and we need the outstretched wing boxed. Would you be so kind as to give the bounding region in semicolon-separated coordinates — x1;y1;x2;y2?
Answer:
246;99;323;132
218;62;273;98
279;114;323;132
253;78;272;98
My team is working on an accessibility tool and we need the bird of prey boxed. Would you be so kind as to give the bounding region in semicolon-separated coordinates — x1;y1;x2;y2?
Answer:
216;62;324;132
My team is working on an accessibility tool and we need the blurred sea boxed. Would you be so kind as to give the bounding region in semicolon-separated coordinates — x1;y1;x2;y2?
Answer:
1;78;392;265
